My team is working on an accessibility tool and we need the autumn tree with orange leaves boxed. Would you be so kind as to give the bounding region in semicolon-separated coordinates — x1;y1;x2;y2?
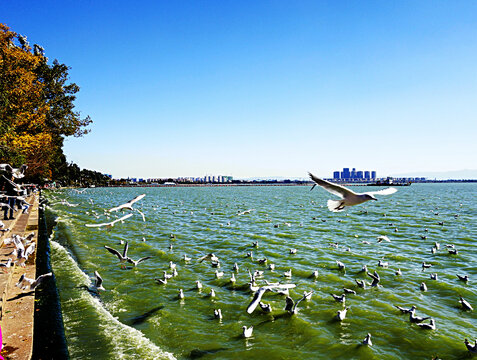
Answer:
0;23;91;182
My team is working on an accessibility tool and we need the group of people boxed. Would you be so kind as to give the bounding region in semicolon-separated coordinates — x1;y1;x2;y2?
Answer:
0;163;34;221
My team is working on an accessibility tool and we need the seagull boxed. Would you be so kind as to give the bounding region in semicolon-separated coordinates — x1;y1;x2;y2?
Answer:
311;270;319;279
183;254;192;262
367;271;380;287
420;282;428;291
303;290;314;300
378;260;389;268
215;270;224;279
284;269;292;278
259;302;272;313
330;293;346;303
247;284;297;314
409;308;431;323
127;256;152;267
343;288;356;295
155;278;167;285
242;326;253;338
214;309;222;319
336;260;346;270
196;280;203;289
464;338;477;353
284;293;308;315
233;262;239;272
289;248;297;254
238;209;255;216
108;194;146;212
362;333;372;346
104;242;129;267
198;253;219;263
459;296;473;311
94;271;105;291
430;273;438;280
336;307;349;321
85;213;133;228
416;319;436;330
457;274;469;282
355;279;367;289
178;289;185;299
395;269;402;276
395;305;416;314
230;273;236;284
422;262;432;271
0;258;12;271
16;272;52;290
377;235;391;243
308;172;397;212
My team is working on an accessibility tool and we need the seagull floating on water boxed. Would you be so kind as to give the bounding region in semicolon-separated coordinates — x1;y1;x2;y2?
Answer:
464;338;477;353
416;319;436;330
308;172;397;212
336;307;349;321
242;326;253;338
459;296;473;311
362;333;372;346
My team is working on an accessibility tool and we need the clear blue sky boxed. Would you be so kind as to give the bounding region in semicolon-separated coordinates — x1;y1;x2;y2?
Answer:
2;1;476;179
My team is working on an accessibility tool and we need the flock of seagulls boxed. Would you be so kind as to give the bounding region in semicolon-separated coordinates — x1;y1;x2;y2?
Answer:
46;175;475;356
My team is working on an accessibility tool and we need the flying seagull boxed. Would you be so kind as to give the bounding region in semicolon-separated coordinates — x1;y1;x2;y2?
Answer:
108;194;146;212
94;271;105;291
308;172;397;212
16;272;52;290
104;242;130;267
85;213;133;228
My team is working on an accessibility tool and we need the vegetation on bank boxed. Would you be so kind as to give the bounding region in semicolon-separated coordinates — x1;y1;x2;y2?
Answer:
0;23;107;186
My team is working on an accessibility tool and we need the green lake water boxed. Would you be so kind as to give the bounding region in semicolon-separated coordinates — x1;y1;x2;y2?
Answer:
44;183;476;359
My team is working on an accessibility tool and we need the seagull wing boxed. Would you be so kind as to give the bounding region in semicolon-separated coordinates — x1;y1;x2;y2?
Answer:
85;221;112;228
31;272;52;289
128;194;146;206
247;287;269;314
122;242;129;258
94;271;104;288
136;209;146;222
365;187;398;196
134;256;152;264
104;245;123;260
308;172;356;199
284;296;295;312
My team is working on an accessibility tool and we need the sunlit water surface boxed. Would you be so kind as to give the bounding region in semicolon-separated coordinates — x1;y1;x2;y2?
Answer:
45;184;476;359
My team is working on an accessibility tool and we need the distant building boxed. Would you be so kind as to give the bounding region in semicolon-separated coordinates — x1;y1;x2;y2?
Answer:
371;171;376;179
333;171;340;180
341;168;350;180
356;171;363;179
364;171;370;179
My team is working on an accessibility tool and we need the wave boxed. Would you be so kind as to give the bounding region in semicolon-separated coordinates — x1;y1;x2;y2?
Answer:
49;239;175;360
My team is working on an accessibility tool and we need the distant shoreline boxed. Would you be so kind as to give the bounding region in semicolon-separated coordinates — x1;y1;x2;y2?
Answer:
99;179;477;188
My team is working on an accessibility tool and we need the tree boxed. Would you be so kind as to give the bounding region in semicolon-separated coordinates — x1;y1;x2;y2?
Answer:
0;23;92;182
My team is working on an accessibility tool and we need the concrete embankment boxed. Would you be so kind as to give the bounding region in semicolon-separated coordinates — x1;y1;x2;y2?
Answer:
0;193;68;359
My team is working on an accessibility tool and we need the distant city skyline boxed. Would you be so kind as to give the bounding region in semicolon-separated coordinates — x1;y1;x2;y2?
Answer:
2;1;477;179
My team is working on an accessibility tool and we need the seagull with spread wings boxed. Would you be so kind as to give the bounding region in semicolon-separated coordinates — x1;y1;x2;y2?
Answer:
108;194;146;212
308;172;397;212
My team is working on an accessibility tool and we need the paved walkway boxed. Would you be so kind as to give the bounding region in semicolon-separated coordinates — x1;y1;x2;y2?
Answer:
0;195;39;360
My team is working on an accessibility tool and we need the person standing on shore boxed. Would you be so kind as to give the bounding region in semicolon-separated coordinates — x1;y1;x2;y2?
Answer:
2;176;19;220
